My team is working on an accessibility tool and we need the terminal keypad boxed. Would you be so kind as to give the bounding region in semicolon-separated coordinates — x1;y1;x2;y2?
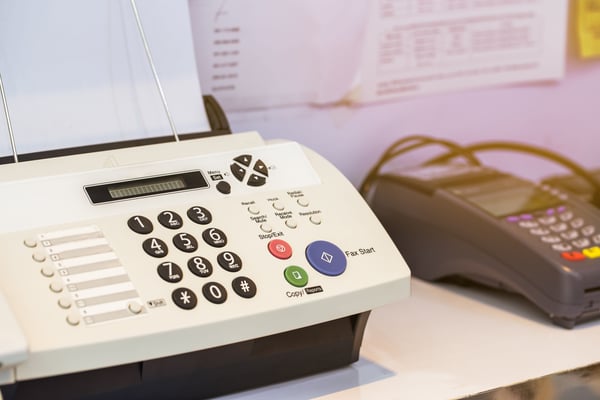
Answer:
508;205;600;262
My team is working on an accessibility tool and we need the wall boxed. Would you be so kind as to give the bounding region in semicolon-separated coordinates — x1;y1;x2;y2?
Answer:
218;2;599;188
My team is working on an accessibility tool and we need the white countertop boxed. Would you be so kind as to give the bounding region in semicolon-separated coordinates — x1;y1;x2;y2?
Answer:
218;278;600;400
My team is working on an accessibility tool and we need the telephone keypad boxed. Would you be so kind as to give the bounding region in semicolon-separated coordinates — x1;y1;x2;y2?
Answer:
131;206;255;310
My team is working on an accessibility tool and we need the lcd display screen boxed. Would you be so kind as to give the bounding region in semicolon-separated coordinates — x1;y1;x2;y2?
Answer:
85;171;208;204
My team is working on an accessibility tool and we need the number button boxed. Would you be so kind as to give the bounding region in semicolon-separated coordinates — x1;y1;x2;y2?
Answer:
188;256;213;278
172;287;197;310
143;238;168;258
217;251;242;272
202;282;227;304
157;262;183;283
202;228;227;248
158;211;183;229
187;206;212;225
173;233;198;253
128;216;153;234
232;277;257;299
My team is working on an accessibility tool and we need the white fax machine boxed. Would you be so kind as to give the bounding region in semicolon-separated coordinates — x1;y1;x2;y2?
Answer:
0;129;410;399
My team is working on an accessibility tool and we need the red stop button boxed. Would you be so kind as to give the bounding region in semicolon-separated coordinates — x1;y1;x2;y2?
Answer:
268;239;293;260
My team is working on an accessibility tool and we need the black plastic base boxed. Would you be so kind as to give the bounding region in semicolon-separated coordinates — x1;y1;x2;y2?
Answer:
1;312;370;400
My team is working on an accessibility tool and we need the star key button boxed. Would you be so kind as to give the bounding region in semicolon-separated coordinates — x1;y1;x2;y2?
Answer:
172;287;198;310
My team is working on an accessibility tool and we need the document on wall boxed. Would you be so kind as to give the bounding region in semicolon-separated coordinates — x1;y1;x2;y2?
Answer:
189;0;369;110
190;0;567;110
354;0;569;103
0;0;209;158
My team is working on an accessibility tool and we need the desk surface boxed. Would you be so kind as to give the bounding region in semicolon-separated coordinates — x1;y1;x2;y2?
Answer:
4;278;600;400
217;278;600;400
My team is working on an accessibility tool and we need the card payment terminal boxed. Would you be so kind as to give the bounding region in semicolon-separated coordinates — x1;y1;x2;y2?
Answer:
368;163;600;328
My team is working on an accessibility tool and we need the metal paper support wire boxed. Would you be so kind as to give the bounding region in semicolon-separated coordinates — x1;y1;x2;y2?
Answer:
130;0;180;143
0;72;18;163
1;3;179;165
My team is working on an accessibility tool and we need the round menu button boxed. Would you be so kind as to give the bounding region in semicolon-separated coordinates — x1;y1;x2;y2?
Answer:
305;240;347;276
268;239;292;260
216;181;231;194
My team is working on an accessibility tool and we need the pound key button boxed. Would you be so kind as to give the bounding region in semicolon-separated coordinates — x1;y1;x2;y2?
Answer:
232;277;257;299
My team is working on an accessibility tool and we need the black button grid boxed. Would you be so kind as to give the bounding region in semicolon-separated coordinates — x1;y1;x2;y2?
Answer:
129;206;257;309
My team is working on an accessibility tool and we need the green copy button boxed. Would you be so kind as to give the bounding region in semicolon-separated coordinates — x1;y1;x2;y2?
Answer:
284;266;308;287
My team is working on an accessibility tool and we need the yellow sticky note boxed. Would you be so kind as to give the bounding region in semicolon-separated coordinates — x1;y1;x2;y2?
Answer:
578;0;600;58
